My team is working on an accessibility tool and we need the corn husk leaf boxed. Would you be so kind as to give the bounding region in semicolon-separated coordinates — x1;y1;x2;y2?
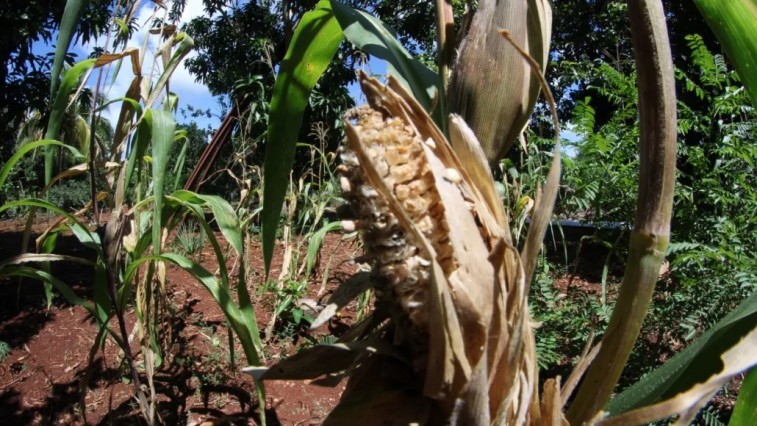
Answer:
596;327;757;425
448;0;552;162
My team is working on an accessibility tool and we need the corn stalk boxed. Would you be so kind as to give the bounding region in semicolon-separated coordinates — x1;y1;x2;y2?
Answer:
567;0;677;421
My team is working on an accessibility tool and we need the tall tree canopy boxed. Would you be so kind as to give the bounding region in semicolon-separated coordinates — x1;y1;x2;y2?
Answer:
549;0;720;123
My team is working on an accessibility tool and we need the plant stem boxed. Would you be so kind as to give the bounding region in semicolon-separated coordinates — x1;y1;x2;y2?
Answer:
567;0;677;422
435;0;455;89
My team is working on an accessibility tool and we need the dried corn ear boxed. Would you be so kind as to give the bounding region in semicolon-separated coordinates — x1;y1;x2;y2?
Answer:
335;72;541;423
249;71;563;426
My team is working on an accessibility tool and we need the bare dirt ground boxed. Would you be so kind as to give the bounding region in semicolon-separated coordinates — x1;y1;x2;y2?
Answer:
0;215;358;425
0;216;739;424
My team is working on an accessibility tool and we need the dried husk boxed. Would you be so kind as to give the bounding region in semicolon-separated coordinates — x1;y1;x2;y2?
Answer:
248;71;565;424
335;72;543;424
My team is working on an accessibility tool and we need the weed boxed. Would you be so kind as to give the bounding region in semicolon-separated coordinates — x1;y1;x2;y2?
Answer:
173;218;204;258
0;340;10;362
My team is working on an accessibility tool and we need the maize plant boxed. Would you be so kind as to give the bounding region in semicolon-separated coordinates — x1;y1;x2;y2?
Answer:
255;0;757;424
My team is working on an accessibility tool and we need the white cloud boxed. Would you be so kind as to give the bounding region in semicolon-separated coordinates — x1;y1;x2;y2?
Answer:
181;0;207;21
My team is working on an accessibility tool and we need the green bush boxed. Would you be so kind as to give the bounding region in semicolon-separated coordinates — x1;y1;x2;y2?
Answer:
47;179;93;212
552;33;756;389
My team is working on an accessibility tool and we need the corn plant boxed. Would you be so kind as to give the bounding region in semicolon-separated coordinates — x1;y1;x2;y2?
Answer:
173;218;205;259
252;0;756;424
263;141;344;338
0;2;267;424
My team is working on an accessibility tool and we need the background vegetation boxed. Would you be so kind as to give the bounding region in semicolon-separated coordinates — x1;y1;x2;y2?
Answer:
0;0;754;424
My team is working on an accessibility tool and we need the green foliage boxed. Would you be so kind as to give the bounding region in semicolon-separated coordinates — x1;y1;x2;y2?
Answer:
561;65;640;226
183;0;355;176
528;257;610;371
699;406;727;426
47;178;92;211
557;33;756;409
658;33;757;344
0;340;11;362
173;218;205;258
549;0;719;121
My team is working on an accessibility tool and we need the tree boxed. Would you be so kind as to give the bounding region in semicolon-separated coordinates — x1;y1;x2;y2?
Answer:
549;0;720;124
0;0;112;161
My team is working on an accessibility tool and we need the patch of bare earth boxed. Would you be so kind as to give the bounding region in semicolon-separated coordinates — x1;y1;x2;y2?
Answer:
0;216;357;425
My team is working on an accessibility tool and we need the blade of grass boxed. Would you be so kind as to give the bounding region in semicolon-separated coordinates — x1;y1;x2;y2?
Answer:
263;0;343;273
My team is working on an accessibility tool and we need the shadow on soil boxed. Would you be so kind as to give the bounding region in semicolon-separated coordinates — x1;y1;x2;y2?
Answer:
0;296;280;425
0;229;100;350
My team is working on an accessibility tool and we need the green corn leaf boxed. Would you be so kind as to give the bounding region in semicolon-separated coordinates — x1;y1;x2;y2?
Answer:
0;198;102;258
161;192;231;283
49;0;88;101
165;191;264;359
694;0;757;107
192;193;244;256
124;253;261;366
0;140;82;190
147;109;176;256
0;253;95;270
606;290;757;414
305;221;342;278
123;106;153;199
262;0;343;273
0;266;95;316
730;367;757;426
44;58;97;185
145;33;195;108
172;135;189;193
331;0;442;126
